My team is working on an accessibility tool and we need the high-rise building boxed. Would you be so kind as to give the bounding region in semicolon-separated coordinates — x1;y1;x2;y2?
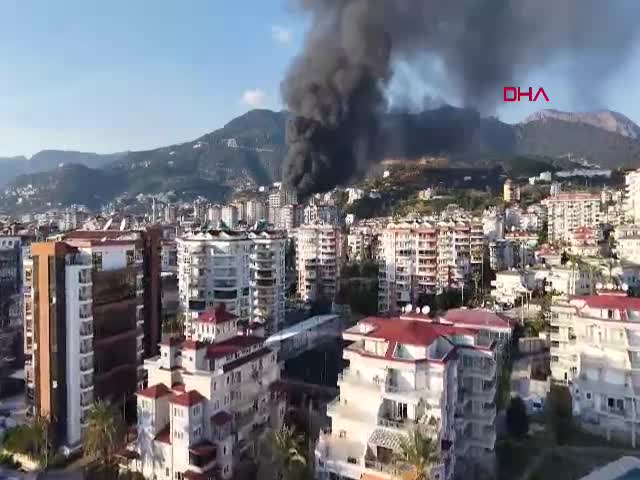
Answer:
378;220;483;314
221;205;239;229
296;224;342;303
303;204;339;226
207;205;222;226
542;192;601;243
177;230;286;334
316;308;510;480
346;226;378;262
625;168;640;224
24;233;152;450
245;199;267;226
128;312;283;480
503;179;520;203
0;236;24;374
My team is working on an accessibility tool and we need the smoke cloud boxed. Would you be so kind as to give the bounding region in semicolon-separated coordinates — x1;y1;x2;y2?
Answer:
280;0;640;197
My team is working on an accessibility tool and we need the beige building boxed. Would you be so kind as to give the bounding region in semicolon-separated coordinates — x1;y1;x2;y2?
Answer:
542;192;601;244
296;224;342;303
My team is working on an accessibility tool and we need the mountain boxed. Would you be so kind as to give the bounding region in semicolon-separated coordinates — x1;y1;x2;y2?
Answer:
0;150;125;187
2;107;640;213
515;112;640;168
523;109;640;140
1;164;126;211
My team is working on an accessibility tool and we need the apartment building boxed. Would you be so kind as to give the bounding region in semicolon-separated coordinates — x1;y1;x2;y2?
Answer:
24;237;146;450
550;292;640;446
568;226;599;257
316;308;509;480
625;169;640;224
503;179;520;203
129;311;282;480
303;204;339;226
0;236;24;372
615;225;640;264
296;224;342;303
221;205;239;229
347;226;378;263
378;220;483;314
177;230;286;334
245;199;267;226
542;192;601;243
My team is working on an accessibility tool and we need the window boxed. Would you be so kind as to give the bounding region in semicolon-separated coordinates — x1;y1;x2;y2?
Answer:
92;252;103;271
586;392;592;400
192;405;200;416
166;468;169;477
126;250;135;266
608;398;615;408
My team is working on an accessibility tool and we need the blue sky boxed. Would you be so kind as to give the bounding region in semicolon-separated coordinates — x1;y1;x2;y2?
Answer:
1;0;640;157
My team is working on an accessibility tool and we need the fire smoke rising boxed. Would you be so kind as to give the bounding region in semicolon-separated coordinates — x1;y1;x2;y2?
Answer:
281;0;640;197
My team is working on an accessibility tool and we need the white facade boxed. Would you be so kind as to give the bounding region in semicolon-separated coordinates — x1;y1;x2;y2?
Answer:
490;271;528;306
316;310;509;480
377;220;483;314
296;225;342;303
177;230;286;334
615;225;640;264
130;317;283;480
221;205;239;229
625;169;640;224
347;226;378;263
542;192;601;243
550;293;640;446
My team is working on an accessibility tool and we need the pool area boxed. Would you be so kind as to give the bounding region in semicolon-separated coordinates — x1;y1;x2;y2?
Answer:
616;469;640;480
581;458;640;480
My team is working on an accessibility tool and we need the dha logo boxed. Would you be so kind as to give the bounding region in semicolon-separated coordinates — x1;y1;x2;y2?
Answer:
503;87;550;102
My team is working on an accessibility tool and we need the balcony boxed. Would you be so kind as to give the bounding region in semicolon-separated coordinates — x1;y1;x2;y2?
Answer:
80;341;93;355
80;357;94;372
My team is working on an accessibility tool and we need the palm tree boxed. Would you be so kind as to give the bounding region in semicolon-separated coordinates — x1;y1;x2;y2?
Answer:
258;425;308;480
396;428;439;480
84;400;124;475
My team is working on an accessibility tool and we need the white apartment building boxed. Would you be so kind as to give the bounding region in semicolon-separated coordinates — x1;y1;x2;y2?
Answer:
296;225;342;303
378;220;483;314
245;199;267;226
544;264;597;296
625;169;640;224
347;226;378;262
615;225;640;264
177;230;286;334
220;206;239;229
542;192;601;243
550;292;640;446
129;314;282;480
490;271;529;306
316;309;510;480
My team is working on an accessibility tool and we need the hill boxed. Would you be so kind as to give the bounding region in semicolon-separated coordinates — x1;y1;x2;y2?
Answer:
2;107;640;213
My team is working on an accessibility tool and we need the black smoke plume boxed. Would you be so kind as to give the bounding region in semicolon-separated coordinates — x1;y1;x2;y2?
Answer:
281;0;640;197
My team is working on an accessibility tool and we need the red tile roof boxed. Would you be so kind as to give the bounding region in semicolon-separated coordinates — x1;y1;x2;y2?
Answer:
205;335;264;360
182;340;206;350
574;295;640;311
154;426;171;444
137;383;172;399
222;347;271;373
183;466;220;480
170;390;206;407
354;316;467;346
160;336;184;347
172;382;185;392
197;306;237;324
440;309;513;329
211;411;232;426
189;440;217;457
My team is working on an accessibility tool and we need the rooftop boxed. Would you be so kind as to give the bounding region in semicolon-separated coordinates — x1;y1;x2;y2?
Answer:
170;390;206;407
346;316;469;347
136;383;172;399
440;308;513;330
205;335;265;360
573;295;640;312
197;306;237;325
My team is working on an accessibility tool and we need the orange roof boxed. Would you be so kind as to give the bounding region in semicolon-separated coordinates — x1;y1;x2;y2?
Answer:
137;383;171;399
170;390;206;407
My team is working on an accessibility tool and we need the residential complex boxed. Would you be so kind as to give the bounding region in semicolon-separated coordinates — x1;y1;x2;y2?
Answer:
542;192;601;243
347;226;378;263
130;310;282;480
550;292;640;446
316;308;511;480
377;220;483;314
296;224;342;303
177;230;286;334
0;236;25;373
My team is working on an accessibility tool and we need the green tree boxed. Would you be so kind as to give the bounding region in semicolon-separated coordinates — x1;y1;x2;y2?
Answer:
396;428;439;480
2;414;53;467
258;425;308;480
506;396;529;438
546;385;574;445
84;401;124;475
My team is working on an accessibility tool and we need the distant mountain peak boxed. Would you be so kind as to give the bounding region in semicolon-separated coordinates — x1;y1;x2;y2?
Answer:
522;109;640;140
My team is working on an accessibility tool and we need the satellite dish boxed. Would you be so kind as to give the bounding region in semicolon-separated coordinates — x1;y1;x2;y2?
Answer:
596;282;603;289
622;284;629;292
421;306;431;315
606;283;614;290
405;304;412;313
